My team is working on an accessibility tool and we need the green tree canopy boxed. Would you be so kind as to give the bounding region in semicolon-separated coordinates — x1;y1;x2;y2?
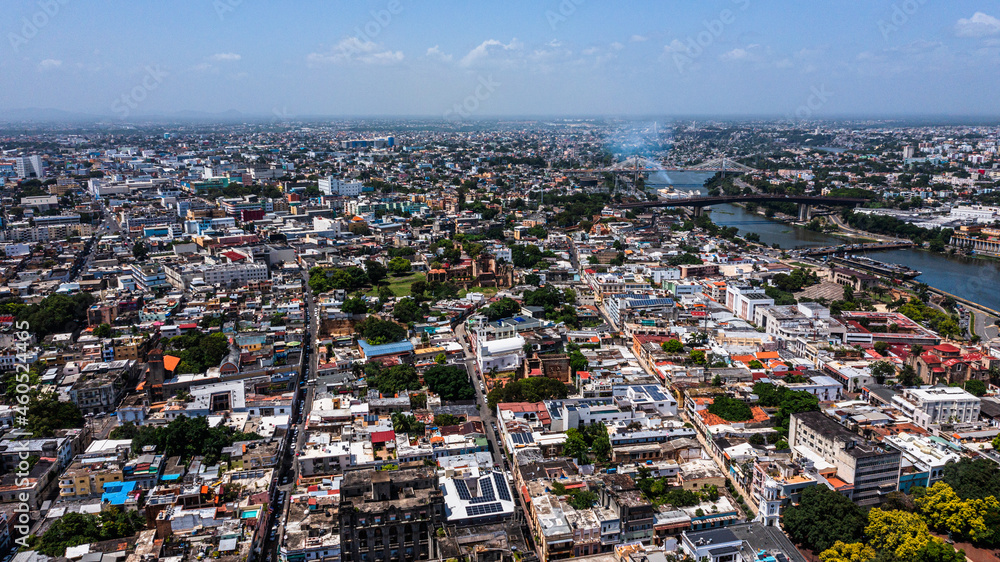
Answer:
387;257;412;276
391;298;423;323
366;362;421;395
707;395;753;421
752;382;820;435
356;316;407;345
486;376;571;408
484;297;521;321
964;379;987;397
364;260;388;285
17;293;94;338
391;412;425;435
29;507;146;556
661;339;684;353
423;364;475;402
165;331;231;374
129;415;262;465
341;296;369;315
783;484;867;552
308;266;369;293
433;413;464;427
869;360;896;384
26;392;85;437
568;490;600;510
942;458;1000;500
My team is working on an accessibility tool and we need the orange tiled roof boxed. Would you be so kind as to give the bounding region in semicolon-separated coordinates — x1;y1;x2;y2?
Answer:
163;355;181;372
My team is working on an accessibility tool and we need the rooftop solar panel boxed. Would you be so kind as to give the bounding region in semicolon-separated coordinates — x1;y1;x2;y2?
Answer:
455;479;471;500
494;473;511;502
469;476;495;504
466;502;504;517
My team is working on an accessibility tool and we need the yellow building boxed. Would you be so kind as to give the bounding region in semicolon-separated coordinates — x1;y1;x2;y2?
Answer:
113;336;145;361
58;461;123;498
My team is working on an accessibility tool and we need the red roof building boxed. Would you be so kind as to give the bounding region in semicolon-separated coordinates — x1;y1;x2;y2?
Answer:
370;431;396;444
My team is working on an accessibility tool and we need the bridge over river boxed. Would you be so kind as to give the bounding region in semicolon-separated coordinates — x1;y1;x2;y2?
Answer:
614;194;868;220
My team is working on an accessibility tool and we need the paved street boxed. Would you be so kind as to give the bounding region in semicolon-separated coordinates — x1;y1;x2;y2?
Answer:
973;310;999;342
258;273;316;562
454;321;507;471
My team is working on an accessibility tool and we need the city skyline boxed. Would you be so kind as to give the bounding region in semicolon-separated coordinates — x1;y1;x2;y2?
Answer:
3;1;1000;120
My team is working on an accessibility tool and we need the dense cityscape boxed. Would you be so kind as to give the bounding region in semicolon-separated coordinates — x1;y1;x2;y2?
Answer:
5;3;1000;562
0;118;998;562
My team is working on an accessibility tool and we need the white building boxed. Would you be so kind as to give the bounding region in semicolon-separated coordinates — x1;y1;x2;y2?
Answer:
778;375;842;402
440;469;517;523
891;386;981;428
950;205;1000;224
318;177;363;197
188;380;247;413
14;155;44;179
476;335;525;373
556;402;634;431
726;285;774;323
647;267;681;285
165;262;269;290
312;216;345;236
755;302;844;343
680;528;744;562
883;432;961;490
614;385;678;416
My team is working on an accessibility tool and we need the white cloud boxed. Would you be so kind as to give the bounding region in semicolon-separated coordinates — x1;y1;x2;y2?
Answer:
610;42;624;51
191;62;213;72
719;48;749;61
630;35;648;43
38;58;62;70
211;52;242;62
426;45;453;62
459;38;522;67
719;44;761;63
956;12;1000;37
307;37;403;65
663;39;688;54
582;47;600;56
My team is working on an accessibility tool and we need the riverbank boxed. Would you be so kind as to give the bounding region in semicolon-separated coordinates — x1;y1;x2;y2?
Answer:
649;173;1000;334
714;202;862;244
703;200;1000;317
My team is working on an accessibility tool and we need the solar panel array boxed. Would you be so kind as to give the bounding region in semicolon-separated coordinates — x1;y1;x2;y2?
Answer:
466;502;504;517
644;385;668;401
510;432;535;445
493;473;511;502
455;479;471;500
471;476;495;504
455;476;497;504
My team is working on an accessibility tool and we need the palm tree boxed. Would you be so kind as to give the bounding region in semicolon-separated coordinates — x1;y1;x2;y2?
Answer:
915;283;930;303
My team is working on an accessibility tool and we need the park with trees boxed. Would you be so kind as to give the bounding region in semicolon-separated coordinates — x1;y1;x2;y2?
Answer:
782;469;1000;562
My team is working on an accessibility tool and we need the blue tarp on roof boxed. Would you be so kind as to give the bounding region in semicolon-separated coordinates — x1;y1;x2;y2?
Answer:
102;480;138;505
358;339;415;357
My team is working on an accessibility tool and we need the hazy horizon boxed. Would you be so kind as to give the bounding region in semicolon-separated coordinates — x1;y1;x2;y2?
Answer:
3;1;1000;121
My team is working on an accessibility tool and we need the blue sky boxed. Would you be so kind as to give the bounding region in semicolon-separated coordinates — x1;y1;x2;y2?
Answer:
3;1;1000;119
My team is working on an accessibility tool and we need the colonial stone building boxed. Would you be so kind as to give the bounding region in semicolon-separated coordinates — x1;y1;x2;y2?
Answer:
338;466;446;561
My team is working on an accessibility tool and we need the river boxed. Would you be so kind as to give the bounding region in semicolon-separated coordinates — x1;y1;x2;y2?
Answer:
646;170;1000;313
